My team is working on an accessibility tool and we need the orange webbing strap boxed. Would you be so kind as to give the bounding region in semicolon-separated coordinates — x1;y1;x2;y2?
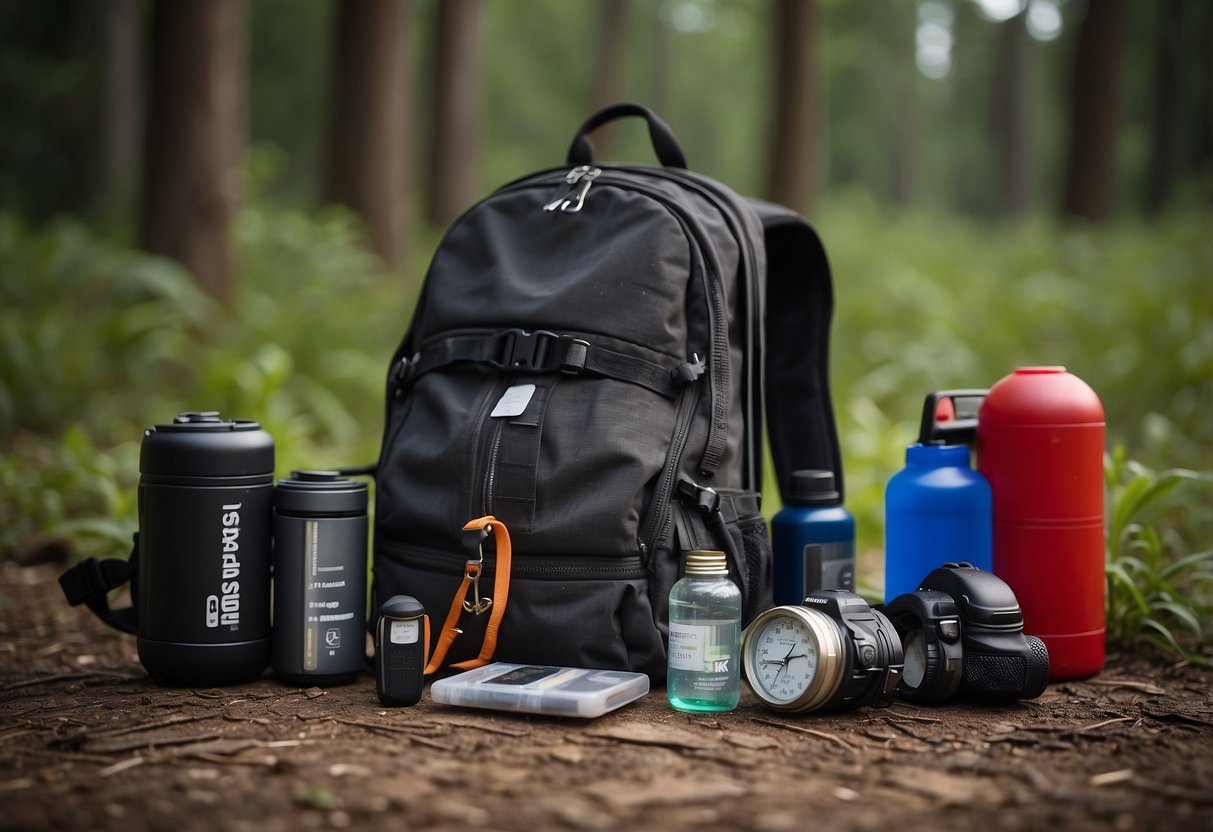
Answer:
422;516;513;675
450;517;513;671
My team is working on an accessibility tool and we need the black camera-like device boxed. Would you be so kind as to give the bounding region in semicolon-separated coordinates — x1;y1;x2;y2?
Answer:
884;562;1049;704
743;590;904;712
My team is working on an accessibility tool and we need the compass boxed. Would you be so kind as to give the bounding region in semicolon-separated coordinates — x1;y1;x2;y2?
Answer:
741;604;844;712
742;592;905;713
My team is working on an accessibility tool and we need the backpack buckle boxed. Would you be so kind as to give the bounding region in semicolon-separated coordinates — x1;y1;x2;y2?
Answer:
676;478;721;515
499;329;589;375
501;329;558;370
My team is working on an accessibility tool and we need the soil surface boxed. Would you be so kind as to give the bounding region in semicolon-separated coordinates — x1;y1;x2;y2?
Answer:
2;561;1211;832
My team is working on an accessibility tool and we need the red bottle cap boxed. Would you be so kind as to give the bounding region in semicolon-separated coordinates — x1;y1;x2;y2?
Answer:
980;367;1104;426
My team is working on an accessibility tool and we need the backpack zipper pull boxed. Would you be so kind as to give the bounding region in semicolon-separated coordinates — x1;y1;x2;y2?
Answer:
543;165;601;213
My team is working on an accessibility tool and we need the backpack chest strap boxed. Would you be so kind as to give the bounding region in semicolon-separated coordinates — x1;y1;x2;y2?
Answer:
408;329;692;398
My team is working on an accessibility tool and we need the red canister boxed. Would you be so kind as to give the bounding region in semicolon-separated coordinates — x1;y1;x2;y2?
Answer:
977;367;1106;680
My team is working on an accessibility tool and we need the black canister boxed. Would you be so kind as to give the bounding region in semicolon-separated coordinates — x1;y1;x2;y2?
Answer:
272;471;369;686
137;411;274;685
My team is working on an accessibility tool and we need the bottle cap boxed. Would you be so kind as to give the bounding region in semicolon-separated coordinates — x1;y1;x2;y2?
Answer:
979;367;1104;426
685;550;729;575
787;469;840;505
917;391;987;446
140;411;274;479
275;470;368;515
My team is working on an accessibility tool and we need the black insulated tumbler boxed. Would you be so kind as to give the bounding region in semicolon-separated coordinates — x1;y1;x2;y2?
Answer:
137;412;274;685
272;471;369;686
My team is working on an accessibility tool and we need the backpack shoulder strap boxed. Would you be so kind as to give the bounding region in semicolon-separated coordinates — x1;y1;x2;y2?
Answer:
747;199;844;501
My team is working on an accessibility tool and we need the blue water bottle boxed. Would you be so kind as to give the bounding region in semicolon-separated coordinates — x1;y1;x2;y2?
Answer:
772;470;855;605
884;391;992;603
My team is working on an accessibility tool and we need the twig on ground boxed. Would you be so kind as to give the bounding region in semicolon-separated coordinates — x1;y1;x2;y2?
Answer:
1;671;141;691
97;755;145;778
1085;678;1167;695
333;718;450;750
884;710;942;724
443;719;528;737
82;713;216;739
750;717;854;751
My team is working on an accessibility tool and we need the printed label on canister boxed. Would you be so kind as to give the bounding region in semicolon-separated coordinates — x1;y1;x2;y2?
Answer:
301;519;356;673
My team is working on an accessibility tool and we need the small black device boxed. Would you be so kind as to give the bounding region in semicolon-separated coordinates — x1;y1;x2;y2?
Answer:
885;562;1050;703
742;590;904;713
272;471;369;686
375;595;428;706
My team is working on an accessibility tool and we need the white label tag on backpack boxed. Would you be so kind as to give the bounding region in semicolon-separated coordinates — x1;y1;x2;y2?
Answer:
490;384;536;418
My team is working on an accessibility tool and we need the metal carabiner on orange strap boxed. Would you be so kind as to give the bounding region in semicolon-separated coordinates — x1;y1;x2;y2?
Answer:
462;536;493;616
423;516;513;676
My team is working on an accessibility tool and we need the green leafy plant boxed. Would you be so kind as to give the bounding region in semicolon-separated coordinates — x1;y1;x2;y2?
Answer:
1104;446;1212;661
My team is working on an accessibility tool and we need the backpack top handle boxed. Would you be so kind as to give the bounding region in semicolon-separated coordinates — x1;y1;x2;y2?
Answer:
567;102;688;170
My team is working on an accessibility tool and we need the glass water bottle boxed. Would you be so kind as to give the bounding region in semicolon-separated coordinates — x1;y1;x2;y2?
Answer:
667;550;742;712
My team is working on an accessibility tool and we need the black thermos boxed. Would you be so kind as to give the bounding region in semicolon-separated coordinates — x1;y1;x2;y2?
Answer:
272;471;368;686
137;412;274;685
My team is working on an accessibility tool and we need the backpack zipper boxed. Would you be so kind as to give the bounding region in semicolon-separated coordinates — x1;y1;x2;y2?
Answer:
623;166;763;490
480;416;505;516
379;539;648;581
540;169;733;551
593;175;732;480
466;375;511;522
638;380;699;558
543;166;602;213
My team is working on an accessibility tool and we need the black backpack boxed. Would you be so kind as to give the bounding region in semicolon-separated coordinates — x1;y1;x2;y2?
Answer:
372;103;840;678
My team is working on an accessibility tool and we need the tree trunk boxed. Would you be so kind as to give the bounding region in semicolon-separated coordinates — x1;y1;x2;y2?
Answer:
1198;4;1213;207
890;0;918;207
1060;0;1125;221
991;10;1033;218
1144;0;1180;215
648;6;672;117
765;0;821;216
589;0;629;160
427;0;483;228
99;0;141;203
141;0;247;302
327;0;410;268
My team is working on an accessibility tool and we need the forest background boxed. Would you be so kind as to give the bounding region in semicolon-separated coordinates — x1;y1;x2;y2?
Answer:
0;0;1209;650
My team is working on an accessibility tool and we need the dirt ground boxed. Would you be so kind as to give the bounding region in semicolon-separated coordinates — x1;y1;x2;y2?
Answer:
2;561;1211;832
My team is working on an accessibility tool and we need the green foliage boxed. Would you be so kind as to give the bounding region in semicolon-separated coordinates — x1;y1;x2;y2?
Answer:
0;199;420;562
0;427;138;563
1104;447;1212;660
817;196;1212;560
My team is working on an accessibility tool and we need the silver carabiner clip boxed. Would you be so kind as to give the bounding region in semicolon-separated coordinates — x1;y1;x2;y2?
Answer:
462;526;493;615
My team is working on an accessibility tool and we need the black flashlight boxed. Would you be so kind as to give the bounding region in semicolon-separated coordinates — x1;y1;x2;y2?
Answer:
374;595;428;706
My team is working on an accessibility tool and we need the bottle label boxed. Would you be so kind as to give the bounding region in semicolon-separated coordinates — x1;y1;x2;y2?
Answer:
668;622;734;675
301;520;356;672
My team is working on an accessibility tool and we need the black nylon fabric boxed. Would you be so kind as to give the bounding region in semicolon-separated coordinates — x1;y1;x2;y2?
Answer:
373;104;838;679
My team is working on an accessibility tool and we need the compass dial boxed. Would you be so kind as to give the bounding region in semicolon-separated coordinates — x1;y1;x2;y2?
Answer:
749;615;818;703
742;605;844;711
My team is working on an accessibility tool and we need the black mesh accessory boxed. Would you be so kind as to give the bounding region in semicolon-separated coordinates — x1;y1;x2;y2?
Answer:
960;652;1028;699
738;515;772;624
